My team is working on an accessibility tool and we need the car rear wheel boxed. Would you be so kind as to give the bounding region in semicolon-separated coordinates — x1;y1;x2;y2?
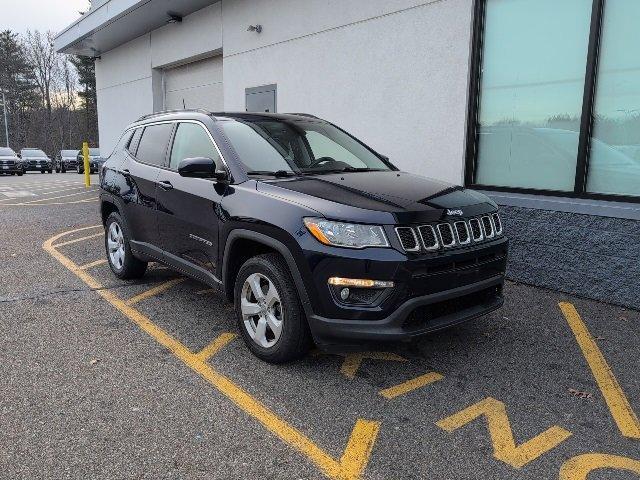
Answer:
234;253;311;363
17;172;23;176
105;212;147;279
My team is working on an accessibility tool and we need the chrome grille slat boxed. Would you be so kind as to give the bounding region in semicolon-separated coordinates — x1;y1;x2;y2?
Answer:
454;221;470;245
437;223;456;248
418;225;439;251
395;227;420;252
491;213;503;235
481;216;494;239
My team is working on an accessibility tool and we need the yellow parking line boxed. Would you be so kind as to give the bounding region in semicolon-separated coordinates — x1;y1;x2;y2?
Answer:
196;288;216;295
196;333;237;362
43;227;381;480
340;352;407;379
78;258;108;270
126;278;186;306
52;232;103;248
379;372;444;399
559;302;640;439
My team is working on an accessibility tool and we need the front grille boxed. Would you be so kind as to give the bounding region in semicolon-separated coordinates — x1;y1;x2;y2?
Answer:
454;221;470;244
395;227;419;252
492;213;502;234
481;216;494;238
469;218;483;241
418;225;439;250
395;213;503;253
0;160;15;166
437;223;455;247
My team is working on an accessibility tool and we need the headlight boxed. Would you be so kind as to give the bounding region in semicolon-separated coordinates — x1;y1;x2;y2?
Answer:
303;217;389;248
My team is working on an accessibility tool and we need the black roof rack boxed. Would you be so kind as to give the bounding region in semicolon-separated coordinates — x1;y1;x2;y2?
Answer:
286;113;319;119
135;108;212;122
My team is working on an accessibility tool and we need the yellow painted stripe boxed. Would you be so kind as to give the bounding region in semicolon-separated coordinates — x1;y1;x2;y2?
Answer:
196;333;237;362
559;302;640;439
196;288;216;295
340;352;407;379
379;372;444;399
125;277;186;306
43;227;381;480
52;232;103;248
78;258;108;270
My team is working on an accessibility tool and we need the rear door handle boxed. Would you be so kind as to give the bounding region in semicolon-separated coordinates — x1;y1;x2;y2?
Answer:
158;180;173;190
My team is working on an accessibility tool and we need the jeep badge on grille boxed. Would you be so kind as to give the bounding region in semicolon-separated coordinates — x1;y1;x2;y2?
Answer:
446;209;463;216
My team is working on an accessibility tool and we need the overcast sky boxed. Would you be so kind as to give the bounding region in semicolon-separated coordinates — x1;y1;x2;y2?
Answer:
0;0;91;36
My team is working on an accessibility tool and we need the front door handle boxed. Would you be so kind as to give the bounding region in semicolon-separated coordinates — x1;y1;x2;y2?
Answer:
158;180;173;190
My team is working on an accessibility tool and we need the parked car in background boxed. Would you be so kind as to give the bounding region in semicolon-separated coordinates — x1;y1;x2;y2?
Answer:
21;148;53;174
99;111;508;362
77;148;103;174
55;150;79;173
0;147;24;176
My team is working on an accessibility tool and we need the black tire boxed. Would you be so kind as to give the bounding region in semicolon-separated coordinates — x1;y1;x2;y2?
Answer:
48;169;52;173
40;170;45;174
17;172;23;176
61;167;66;173
77;166;83;174
104;212;147;279
234;253;311;363
10;172;15;176
55;168;60;173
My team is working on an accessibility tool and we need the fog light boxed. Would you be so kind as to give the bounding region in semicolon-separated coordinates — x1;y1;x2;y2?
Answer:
328;277;394;288
340;288;350;300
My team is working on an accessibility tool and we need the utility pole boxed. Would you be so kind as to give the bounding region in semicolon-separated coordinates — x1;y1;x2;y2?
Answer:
1;91;8;147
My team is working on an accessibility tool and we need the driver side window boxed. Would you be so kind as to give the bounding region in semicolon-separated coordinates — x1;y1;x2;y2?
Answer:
170;122;221;170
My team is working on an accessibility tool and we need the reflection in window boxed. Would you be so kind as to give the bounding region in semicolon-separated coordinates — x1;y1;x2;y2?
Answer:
586;0;640;197
474;0;592;191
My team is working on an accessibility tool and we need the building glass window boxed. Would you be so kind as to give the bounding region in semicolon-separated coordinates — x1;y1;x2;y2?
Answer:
474;0;592;191
586;0;640;197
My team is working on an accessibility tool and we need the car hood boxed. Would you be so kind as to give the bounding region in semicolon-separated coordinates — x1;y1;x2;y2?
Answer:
256;171;496;224
0;155;18;160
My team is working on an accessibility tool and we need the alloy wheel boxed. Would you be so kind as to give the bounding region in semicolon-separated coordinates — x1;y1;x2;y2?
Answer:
240;273;284;348
107;222;125;270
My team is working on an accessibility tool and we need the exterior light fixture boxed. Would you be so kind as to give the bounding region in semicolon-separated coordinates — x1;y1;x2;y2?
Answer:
247;24;263;33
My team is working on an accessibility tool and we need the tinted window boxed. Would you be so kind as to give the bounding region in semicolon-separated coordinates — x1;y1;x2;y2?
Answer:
128;128;143;156
89;148;100;156
136;124;173;166
169;123;220;170
135;124;173;166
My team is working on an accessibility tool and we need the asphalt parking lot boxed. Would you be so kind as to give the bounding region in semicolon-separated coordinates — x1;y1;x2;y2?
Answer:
1;173;638;479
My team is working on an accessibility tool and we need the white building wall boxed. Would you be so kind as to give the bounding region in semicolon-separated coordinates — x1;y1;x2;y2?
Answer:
95;34;154;155
222;0;473;184
95;0;473;183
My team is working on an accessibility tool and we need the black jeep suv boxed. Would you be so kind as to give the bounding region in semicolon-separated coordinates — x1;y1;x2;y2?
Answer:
99;111;508;362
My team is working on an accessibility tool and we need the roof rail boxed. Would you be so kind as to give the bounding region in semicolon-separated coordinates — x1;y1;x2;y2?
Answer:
286;113;319;119
135;108;212;122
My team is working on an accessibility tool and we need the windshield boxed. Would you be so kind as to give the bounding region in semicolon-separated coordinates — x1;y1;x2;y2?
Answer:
61;150;78;156
89;148;100;156
22;149;47;157
0;147;15;156
219;118;393;174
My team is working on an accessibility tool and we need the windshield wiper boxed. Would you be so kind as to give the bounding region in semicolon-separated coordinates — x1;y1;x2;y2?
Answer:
302;167;385;175
246;170;296;178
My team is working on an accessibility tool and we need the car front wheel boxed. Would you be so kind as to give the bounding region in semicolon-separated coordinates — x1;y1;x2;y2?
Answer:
234;253;311;363
104;212;147;279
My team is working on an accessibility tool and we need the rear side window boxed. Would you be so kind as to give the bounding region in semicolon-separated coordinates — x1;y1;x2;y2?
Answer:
128;128;143;155
135;123;173;166
169;122;221;170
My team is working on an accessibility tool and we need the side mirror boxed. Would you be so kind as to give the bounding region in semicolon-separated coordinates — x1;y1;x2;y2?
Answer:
178;157;228;182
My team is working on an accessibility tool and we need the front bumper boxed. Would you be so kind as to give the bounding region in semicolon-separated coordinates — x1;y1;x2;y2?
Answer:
300;234;508;348
309;275;504;347
0;165;22;173
24;162;52;171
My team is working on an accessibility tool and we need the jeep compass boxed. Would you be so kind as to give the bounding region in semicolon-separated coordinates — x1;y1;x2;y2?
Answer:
99;111;508;362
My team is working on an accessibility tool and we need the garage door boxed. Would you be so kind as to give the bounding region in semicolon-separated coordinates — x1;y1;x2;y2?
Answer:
163;56;223;111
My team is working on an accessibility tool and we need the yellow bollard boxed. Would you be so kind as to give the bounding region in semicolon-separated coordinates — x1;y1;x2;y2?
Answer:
82;142;91;188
